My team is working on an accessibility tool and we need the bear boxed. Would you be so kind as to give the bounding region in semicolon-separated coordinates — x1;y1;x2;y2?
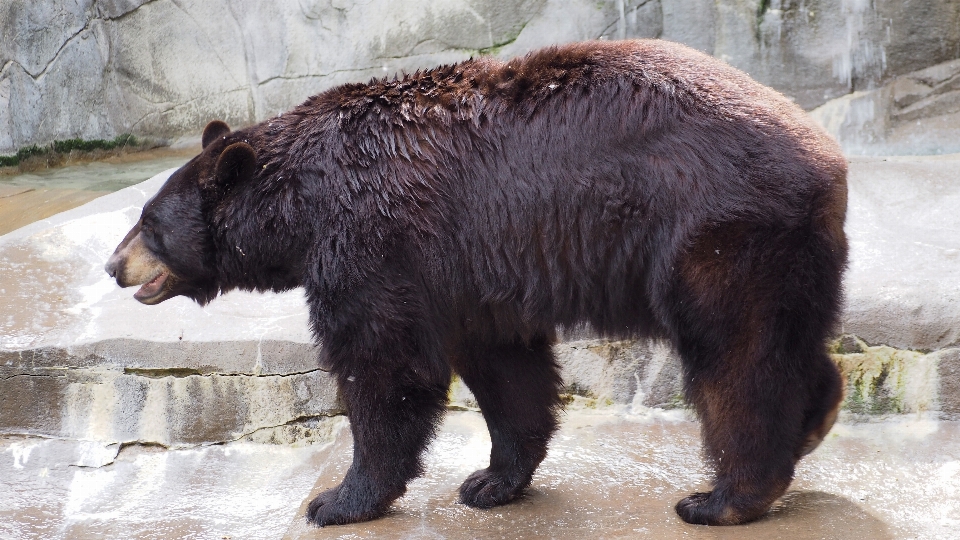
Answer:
104;39;847;527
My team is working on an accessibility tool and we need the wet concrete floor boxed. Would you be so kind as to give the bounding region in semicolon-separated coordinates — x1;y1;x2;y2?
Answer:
3;410;957;539
0;147;194;236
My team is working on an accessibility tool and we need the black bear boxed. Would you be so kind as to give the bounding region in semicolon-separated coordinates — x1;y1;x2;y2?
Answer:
105;39;847;526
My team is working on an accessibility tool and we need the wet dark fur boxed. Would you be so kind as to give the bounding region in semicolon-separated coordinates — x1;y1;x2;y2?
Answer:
113;40;848;526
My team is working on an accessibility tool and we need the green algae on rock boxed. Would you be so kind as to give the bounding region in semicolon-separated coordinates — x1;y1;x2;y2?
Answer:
830;335;940;416
0;135;157;173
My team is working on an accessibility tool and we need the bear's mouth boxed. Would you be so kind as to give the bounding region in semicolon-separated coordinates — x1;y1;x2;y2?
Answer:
134;270;170;304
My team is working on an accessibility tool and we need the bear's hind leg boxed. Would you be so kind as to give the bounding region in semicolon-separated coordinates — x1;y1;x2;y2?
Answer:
675;347;842;525
453;335;564;508
671;218;846;525
675;347;806;526
673;309;844;525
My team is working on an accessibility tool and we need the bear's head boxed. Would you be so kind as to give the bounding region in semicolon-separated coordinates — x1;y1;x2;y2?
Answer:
104;120;260;305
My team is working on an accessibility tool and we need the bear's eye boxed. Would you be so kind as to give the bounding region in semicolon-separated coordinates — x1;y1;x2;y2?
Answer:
140;220;163;248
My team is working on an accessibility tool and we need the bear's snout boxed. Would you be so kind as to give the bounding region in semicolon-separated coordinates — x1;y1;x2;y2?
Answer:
105;224;178;304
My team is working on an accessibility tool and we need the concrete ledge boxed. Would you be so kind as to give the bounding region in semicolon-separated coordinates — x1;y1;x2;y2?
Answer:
0;366;341;447
1;339;318;375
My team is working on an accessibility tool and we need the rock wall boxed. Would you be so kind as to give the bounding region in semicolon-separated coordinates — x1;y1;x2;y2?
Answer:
811;59;960;155
2;0;959;155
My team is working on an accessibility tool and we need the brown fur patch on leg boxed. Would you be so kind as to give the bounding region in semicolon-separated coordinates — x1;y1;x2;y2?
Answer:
796;358;844;460
674;235;811;526
679;221;752;299
798;398;840;458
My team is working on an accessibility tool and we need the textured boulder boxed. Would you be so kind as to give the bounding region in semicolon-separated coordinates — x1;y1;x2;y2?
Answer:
836;155;960;418
811;59;960;155
2;0;959;154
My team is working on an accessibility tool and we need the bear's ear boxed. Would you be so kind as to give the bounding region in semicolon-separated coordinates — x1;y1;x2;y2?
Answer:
201;120;231;149
211;142;258;188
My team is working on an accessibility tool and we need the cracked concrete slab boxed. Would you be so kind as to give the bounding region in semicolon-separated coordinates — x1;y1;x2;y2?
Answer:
0;416;347;540
5;411;956;539
0;365;342;447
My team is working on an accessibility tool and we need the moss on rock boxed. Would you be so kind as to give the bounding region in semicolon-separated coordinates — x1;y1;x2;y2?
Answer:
0;135;154;173
830;335;939;415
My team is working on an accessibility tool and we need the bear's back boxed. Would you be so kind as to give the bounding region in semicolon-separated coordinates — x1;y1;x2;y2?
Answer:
264;40;847;341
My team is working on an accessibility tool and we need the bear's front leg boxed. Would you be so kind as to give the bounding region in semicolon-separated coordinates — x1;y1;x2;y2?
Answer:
306;346;450;526
453;336;564;508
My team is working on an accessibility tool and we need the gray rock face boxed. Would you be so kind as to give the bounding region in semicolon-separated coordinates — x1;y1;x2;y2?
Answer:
842;155;960;351
839;155;960;419
811;59;960;155
2;0;959;154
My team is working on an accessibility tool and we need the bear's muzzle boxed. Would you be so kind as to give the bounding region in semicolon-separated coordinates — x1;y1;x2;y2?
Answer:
105;222;178;305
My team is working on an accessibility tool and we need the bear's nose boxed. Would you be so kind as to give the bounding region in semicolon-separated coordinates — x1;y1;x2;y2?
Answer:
104;256;118;278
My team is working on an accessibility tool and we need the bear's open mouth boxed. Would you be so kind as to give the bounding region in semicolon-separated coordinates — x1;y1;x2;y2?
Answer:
134;270;169;302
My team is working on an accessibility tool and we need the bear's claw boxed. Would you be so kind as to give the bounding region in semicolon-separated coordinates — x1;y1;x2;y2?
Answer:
458;468;529;509
675;492;718;525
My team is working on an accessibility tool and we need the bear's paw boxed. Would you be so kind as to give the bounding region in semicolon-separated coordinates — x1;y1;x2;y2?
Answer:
458;468;531;509
306;484;390;527
674;491;768;526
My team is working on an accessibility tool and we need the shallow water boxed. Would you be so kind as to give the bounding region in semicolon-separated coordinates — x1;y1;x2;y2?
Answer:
1;151;192;192
0;149;194;236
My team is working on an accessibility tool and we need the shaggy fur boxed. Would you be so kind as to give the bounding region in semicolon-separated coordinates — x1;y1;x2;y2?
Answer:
106;39;847;527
